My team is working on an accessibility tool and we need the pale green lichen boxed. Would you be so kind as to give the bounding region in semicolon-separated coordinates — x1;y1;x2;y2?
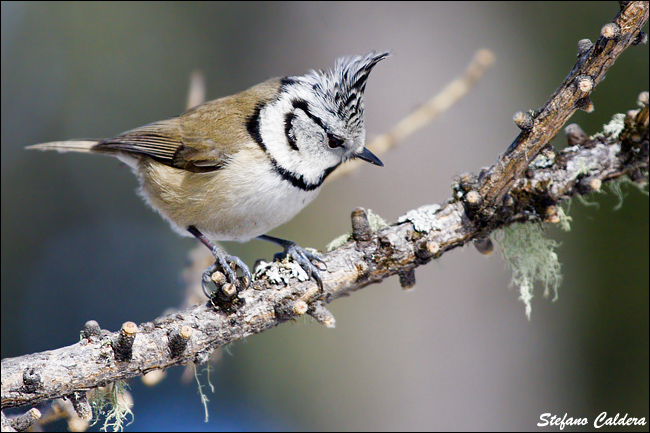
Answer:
253;255;313;284
566;149;600;179
530;153;555;169
592;112;627;141
397;204;442;232
556;206;572;232
367;209;389;231
327;233;352;251
575;194;600;208
608;175;649;211
194;364;213;423
602;113;626;139
90;381;133;432
494;223;562;320
326;209;389;251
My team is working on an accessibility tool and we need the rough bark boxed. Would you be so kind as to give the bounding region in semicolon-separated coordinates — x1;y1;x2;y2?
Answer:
2;0;648;421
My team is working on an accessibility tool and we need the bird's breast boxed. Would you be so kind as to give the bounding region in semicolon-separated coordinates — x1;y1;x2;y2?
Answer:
137;152;321;242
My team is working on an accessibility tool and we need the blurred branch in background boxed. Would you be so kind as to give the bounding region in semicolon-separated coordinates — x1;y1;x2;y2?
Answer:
186;70;207;110
328;48;496;182
1;2;648;430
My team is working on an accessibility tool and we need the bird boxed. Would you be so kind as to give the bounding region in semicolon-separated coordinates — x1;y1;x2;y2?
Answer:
27;51;388;298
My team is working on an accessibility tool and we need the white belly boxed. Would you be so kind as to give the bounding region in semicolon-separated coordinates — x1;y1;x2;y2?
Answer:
203;160;321;241
137;155;321;242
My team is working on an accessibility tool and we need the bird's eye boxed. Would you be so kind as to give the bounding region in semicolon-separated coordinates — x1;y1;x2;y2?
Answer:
328;135;344;149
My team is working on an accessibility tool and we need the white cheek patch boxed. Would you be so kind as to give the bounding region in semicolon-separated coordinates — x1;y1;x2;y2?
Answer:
293;110;326;154
258;90;339;185
259;96;303;170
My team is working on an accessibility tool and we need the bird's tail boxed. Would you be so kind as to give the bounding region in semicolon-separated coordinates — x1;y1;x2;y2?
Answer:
26;140;99;154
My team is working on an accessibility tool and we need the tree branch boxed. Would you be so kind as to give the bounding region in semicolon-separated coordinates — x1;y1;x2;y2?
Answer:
2;0;648;420
476;1;648;211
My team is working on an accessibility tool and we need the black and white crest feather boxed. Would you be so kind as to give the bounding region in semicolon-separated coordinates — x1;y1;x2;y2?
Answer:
301;51;389;132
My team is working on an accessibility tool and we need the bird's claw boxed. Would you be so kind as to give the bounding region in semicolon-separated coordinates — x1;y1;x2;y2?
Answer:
278;243;326;290
202;247;252;298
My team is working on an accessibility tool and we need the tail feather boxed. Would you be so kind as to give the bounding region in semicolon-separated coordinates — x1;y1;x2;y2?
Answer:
26;140;99;153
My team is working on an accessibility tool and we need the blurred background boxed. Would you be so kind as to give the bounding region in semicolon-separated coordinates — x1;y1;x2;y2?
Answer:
2;2;648;431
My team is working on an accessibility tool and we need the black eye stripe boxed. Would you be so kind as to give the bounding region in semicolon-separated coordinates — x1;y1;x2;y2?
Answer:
291;99;328;133
291;98;346;150
284;111;299;151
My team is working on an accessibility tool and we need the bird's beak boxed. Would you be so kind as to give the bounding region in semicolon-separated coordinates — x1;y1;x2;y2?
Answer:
355;147;384;167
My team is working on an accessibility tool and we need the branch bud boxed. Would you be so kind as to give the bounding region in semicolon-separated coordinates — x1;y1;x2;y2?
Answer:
632;31;647;46
9;408;41;431
169;325;193;358
69;391;93;421
416;240;440;259
308;303;336;328
577;38;593;56
113;321;138;361
474;237;494;255
575;75;594;94
275;299;309;320
576;97;594;113
293;300;309;316
351;207;372;242
82;320;101;340
513;111;534;131
398;268;416;290
221;283;236;297
464;190;482;206
589;178;602;192
564;123;588;146
211;271;226;286
601;23;621;39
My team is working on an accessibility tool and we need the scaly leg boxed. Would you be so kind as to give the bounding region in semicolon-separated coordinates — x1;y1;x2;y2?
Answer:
188;226;251;298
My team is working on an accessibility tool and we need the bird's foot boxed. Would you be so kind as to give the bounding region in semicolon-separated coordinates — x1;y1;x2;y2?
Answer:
273;242;327;290
202;246;252;298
